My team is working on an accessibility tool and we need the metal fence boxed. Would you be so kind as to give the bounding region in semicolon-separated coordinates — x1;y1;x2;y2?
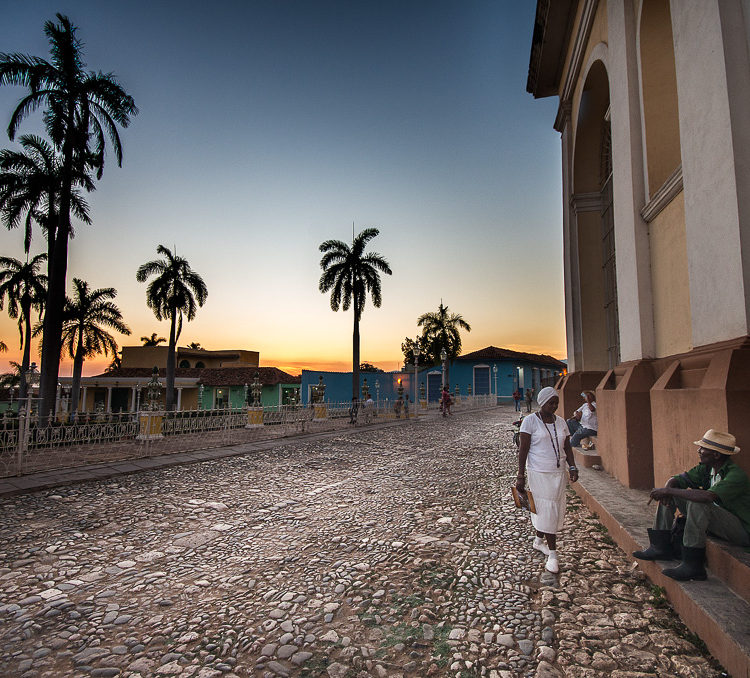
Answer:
0;395;497;478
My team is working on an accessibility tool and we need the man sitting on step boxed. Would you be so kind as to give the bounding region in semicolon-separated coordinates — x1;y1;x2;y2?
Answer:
633;429;750;581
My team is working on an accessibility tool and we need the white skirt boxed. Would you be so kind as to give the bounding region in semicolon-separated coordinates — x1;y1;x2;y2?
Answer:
527;468;567;534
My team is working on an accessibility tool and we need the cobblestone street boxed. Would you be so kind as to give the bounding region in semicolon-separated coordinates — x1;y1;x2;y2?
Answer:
0;408;725;677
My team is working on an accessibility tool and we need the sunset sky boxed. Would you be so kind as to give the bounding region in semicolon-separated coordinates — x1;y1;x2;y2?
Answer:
0;1;564;378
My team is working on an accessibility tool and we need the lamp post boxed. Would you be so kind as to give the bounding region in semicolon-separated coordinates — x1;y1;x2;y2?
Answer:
413;338;420;415
375;379;380;407
493;364;498;401
440;348;447;388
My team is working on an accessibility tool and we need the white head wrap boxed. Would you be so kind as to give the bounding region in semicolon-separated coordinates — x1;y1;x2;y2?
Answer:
537;386;558;407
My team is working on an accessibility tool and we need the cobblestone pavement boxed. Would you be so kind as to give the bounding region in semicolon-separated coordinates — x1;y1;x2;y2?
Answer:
0;408;725;677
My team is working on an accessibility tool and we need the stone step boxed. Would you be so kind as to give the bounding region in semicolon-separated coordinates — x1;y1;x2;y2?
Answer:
572;465;750;678
572;445;602;468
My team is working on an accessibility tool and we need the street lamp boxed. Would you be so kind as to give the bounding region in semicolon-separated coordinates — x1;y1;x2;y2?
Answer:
413;338;420;413
493;364;498;400
440;348;447;388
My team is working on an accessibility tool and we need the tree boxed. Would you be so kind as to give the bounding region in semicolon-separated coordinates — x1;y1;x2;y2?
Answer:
105;350;121;372
0;13;138;421
0;134;92;256
0;254;47;400
319;227;392;399
417;301;471;386
136;245;207;410
0;360;22;394
400;335;433;368
52;278;130;414
359;362;384;373
0;340;6;352
187;342;202;349
140;332;166;346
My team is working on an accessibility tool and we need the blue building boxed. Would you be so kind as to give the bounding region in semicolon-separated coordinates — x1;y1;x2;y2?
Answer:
301;347;565;405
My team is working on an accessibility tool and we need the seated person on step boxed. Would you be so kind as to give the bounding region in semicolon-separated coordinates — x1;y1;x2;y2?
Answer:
566;391;597;448
633;429;750;581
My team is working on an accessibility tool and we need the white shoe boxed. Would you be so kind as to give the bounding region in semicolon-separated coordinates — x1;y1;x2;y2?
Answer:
545;551;559;573
533;537;550;555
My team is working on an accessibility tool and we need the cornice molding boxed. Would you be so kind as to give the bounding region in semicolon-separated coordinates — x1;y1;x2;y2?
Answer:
640;165;683;223
571;191;603;214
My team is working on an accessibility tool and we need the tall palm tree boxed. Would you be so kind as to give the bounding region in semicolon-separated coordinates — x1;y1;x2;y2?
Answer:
319;227;392;399
136;245;207;410
0;134;92;256
140;332;166;346
0;340;6;352
58;278;130;414
418;301;471;387
0;13;138;420
0;254;47;400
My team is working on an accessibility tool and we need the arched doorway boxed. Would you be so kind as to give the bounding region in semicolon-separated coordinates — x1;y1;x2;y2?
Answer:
573;59;620;370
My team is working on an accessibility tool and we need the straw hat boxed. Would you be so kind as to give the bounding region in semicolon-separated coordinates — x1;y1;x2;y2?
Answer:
693;429;740;455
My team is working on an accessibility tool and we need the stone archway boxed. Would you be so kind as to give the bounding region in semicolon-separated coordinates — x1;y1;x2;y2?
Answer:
572;59;620;370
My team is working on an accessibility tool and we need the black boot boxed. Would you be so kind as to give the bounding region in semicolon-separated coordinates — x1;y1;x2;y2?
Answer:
662;546;707;581
632;529;674;560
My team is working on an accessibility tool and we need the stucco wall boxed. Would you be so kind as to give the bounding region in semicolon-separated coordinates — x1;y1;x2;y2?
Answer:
648;191;691;357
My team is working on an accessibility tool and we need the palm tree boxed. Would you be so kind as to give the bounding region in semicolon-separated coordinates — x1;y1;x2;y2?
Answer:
417;301;471;387
319;227;392;399
0;13;138;420
0;360;22;396
136;245;207;410
0;340;6;352
140;332;166;347
0;254;47;400
187;342;202;349
0;134;92;256
58;278;130;414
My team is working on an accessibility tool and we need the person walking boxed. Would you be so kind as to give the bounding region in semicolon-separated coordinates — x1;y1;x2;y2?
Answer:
513;389;522;412
516;386;579;573
525;388;533;412
441;385;452;417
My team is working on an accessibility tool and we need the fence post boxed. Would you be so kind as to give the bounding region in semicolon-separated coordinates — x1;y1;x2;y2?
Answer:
16;401;30;476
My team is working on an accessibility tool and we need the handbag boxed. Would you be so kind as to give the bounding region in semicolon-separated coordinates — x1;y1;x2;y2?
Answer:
511;486;537;513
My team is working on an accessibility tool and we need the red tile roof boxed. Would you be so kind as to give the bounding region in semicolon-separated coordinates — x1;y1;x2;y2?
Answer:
197;367;300;387
457;346;566;369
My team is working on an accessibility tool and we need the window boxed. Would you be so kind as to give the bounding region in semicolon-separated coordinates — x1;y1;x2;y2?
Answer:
195;361;205;368
178;360;190;368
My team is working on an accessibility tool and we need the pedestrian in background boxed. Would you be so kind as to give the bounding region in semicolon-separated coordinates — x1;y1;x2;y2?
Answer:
513;389;522;412
525;388;534;412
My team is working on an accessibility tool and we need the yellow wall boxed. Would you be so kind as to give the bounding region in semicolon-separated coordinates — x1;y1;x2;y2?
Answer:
649;191;691;357
122;346;168;368
640;0;681;196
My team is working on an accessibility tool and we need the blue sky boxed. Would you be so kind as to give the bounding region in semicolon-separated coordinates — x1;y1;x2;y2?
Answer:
0;1;564;375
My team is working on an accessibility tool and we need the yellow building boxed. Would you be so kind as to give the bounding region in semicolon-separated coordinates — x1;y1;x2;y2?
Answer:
527;0;750;488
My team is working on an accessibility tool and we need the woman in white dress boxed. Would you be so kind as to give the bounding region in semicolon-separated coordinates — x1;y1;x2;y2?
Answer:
516;386;579;572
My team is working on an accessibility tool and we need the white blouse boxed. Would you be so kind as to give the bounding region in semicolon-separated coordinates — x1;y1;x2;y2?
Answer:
520;412;570;472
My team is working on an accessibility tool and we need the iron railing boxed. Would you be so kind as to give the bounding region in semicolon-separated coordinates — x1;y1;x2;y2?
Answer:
0;394;498;478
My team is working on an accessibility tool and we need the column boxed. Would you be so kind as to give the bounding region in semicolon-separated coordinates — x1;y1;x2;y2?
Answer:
607;0;655;361
176;387;183;410
671;0;750;344
106;386;113;413
130;386;137;412
81;386;88;412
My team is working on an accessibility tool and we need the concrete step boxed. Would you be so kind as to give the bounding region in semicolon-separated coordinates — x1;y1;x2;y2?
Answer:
572;445;602;468
572;465;750;678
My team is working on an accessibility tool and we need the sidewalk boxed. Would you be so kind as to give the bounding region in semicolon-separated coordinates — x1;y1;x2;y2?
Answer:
572;463;750;678
0;415;415;498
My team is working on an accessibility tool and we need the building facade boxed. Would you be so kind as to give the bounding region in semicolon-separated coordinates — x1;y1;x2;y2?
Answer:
60;346;299;412
527;0;750;487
